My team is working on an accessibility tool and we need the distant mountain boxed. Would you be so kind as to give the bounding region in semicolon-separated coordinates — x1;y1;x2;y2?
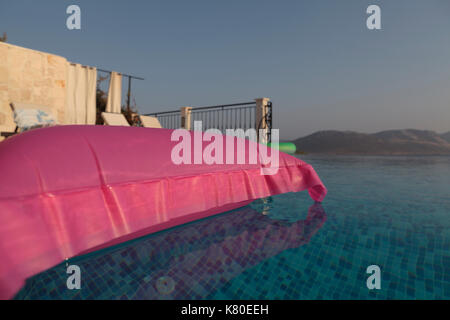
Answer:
441;131;450;143
293;129;450;155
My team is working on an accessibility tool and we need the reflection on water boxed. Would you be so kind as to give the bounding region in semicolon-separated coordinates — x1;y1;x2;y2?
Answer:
133;202;326;299
16;202;326;300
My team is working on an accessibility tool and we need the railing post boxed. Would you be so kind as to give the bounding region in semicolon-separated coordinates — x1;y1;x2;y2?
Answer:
255;98;270;144
180;107;192;130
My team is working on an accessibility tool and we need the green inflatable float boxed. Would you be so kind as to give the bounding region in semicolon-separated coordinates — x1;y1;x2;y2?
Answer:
266;142;296;154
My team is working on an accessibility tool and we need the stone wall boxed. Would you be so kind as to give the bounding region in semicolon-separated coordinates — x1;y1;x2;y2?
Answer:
0;42;68;141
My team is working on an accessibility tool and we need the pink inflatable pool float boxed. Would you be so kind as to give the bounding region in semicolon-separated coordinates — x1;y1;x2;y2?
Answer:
0;125;326;299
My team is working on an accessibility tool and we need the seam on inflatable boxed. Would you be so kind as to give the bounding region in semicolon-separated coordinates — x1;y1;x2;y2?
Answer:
0;163;311;201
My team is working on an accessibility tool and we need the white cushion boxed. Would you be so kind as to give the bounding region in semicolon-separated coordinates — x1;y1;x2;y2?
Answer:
13;108;57;132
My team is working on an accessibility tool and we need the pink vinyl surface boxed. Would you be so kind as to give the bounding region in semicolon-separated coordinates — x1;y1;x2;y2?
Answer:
0;125;327;299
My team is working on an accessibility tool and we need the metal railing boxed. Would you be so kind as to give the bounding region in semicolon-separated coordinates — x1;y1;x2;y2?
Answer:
190;102;256;132
145;100;272;143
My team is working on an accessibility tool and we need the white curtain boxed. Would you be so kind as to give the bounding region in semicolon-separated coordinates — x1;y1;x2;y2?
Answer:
66;63;97;124
106;71;122;113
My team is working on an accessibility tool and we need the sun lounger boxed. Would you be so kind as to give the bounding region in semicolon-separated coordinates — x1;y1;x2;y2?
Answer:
139;115;162;128
0;130;17;138
1;102;56;138
101;112;130;126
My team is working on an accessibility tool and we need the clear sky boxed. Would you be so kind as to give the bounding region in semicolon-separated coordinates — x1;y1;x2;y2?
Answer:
1;0;450;139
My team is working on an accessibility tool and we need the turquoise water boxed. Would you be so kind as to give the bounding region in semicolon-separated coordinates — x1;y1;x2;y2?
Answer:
15;156;450;299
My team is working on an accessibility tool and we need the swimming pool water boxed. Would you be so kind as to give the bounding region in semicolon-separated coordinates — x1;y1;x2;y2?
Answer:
15;156;450;299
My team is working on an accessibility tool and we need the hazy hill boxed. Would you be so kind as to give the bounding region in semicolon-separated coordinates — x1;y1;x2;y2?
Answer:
441;131;450;143
293;129;450;155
